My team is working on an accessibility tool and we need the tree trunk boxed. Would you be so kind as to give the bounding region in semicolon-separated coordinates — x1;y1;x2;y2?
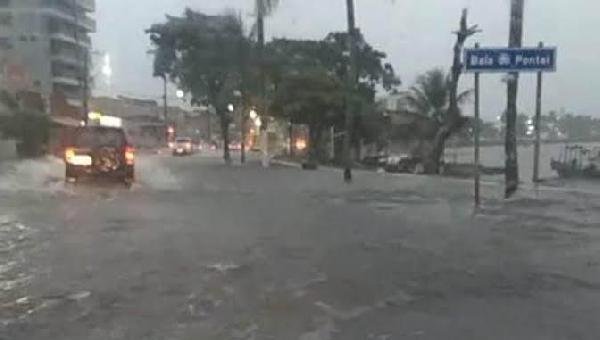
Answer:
424;10;475;173
308;124;322;164
505;0;524;198
426;125;451;173
289;122;294;157
220;112;231;164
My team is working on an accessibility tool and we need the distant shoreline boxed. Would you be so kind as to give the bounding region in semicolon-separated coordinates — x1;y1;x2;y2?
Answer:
449;138;600;148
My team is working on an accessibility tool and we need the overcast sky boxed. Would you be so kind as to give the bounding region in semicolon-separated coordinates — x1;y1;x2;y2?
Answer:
93;0;599;120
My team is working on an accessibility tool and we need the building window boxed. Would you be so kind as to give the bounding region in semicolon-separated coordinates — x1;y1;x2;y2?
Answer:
0;13;13;26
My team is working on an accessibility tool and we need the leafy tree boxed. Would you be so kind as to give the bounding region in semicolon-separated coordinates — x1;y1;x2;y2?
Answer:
404;68;471;124
265;32;399;162
558;114;596;140
402;68;471;162
253;0;280;43
271;70;344;162
422;9;478;173
480;120;500;140
147;9;249;163
0;90;49;157
355;108;392;153
516;113;529;138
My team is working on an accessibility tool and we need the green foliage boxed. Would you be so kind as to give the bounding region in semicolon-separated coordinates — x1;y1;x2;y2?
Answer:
147;7;400;162
271;70;344;126
0;90;49;157
404;68;471;124
147;9;251;161
557;114;600;140
516;113;529;137
255;0;280;17
355;109;391;151
147;9;247;109
323;31;400;96
265;32;399;159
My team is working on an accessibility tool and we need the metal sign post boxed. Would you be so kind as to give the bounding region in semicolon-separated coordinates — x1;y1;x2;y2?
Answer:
533;42;544;183
473;43;481;209
464;44;557;204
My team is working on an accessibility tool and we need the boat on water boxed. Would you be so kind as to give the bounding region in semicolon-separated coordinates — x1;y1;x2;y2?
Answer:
551;145;600;179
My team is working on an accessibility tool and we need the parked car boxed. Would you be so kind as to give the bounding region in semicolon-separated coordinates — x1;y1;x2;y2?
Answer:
384;154;425;174
228;141;242;151
172;137;194;156
362;154;388;168
64;126;135;185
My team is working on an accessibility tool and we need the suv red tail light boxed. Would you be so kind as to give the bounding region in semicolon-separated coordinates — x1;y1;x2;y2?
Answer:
65;147;76;161
124;146;135;165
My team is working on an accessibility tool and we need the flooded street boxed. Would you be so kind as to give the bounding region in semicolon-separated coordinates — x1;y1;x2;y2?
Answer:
2;0;600;337
1;153;600;339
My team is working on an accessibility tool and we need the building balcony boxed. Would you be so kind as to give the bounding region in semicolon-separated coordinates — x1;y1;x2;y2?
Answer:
66;98;83;108
74;0;95;12
53;75;80;87
79;15;96;32
51;53;84;67
42;7;96;33
49;31;91;48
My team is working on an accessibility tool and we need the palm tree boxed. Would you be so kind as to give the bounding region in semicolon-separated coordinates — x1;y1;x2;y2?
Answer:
505;0;524;198
255;0;279;37
404;68;471;124
254;0;280;106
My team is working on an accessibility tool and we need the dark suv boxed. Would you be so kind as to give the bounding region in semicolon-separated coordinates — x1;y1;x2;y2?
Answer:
64;126;135;185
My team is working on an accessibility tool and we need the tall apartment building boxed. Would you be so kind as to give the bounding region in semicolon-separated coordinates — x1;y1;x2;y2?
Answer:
0;0;95;114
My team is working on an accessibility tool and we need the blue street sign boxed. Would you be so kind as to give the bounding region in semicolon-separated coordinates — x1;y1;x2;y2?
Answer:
464;47;557;73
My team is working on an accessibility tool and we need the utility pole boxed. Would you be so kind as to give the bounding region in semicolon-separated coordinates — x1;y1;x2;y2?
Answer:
505;0;524;198
343;0;358;183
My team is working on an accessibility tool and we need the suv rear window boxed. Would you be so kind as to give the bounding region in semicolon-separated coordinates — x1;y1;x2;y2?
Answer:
75;128;126;148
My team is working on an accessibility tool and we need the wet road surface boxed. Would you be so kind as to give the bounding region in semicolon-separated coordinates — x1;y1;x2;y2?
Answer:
1;152;600;339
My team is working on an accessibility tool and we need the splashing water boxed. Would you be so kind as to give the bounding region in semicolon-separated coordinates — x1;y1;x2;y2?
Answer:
131;155;182;191
0;157;69;194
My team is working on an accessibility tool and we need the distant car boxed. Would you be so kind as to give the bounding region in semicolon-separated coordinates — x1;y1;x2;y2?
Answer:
362;154;388;168
172;137;194;156
64;126;135;185
384;154;425;174
229;142;242;151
